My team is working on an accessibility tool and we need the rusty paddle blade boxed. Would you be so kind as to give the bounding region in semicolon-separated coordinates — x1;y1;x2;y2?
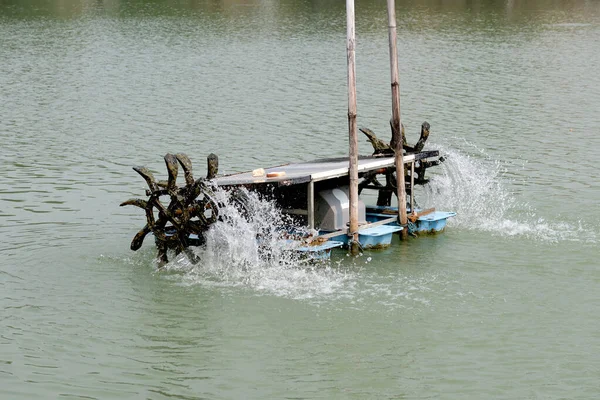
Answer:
130;225;151;251
133;166;159;192
176;153;194;186
119;198;148;209
164;153;179;192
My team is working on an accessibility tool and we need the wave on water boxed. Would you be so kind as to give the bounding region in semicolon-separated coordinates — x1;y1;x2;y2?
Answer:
420;140;597;243
159;187;356;300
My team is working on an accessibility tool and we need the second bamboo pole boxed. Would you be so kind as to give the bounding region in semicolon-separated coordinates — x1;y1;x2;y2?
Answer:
386;0;408;239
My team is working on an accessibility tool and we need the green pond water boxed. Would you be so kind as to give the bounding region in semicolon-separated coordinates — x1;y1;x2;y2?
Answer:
1;0;600;398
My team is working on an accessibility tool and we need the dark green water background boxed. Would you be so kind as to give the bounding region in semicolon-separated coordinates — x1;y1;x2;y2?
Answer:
1;0;600;398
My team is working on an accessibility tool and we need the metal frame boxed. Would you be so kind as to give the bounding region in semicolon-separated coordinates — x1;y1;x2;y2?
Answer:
306;157;420;238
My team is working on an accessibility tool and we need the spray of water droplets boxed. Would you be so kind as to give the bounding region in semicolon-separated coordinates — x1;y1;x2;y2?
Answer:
160;187;355;299
420;140;597;243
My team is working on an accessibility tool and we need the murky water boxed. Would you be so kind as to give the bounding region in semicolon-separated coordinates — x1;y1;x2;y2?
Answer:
2;0;600;398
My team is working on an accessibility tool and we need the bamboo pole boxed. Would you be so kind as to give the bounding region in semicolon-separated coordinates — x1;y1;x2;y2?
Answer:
346;0;360;255
386;0;408;239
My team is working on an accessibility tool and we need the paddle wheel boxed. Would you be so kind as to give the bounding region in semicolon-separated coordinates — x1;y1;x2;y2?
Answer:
120;122;451;266
120;153;220;265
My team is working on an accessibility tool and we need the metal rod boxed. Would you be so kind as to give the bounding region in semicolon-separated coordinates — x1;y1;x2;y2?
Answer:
346;0;360;255
307;180;315;230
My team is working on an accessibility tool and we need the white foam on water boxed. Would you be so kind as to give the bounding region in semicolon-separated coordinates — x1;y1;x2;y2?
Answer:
160;187;356;300
420;140;598;243
152;188;469;308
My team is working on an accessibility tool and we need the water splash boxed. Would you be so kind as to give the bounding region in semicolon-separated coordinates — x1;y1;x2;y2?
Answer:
420;142;515;229
150;187;470;307
421;140;597;243
161;187;355;299
147;143;598;303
